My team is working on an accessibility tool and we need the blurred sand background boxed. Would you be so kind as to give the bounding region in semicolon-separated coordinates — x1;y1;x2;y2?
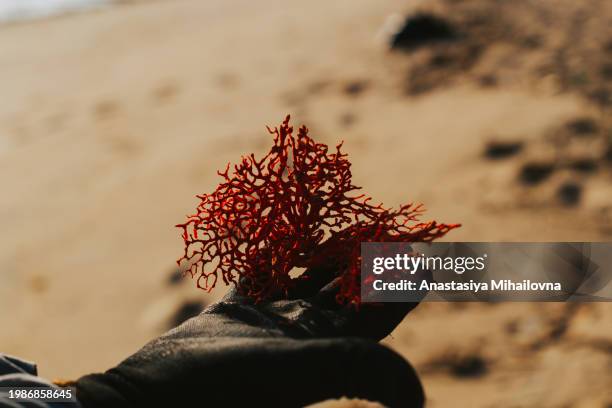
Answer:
1;0;611;406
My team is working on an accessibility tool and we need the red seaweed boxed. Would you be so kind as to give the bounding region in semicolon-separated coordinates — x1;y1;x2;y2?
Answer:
177;115;459;304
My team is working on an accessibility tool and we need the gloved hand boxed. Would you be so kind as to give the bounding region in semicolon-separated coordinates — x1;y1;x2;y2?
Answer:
75;267;426;408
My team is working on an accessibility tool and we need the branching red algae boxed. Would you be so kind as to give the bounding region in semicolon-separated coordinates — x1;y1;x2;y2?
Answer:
177;115;459;304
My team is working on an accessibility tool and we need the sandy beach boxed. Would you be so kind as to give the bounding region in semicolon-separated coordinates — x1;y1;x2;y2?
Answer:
1;0;611;406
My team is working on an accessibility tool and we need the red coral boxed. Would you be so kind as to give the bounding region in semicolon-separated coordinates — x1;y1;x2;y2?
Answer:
177;115;459;304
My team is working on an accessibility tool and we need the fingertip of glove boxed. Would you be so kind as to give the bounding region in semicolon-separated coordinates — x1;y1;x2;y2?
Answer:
291;338;425;408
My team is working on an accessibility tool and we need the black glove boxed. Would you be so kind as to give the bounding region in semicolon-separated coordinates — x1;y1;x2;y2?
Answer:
76;267;425;408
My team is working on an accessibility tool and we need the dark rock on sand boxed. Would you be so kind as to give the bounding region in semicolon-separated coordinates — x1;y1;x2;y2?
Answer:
484;140;523;160
169;300;206;327
390;13;458;51
557;182;582;206
519;162;555;185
